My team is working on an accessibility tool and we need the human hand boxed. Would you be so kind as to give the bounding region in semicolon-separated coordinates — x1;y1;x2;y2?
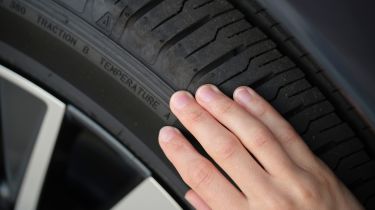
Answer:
158;85;363;210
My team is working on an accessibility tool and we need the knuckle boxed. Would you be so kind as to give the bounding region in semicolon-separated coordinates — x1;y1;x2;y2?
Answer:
185;160;214;190
186;108;206;124
250;128;272;149
293;178;320;202
167;137;186;152
316;170;335;188
279;128;299;145
299;187;318;201
252;100;267;117
215;99;236;116
265;194;294;210
214;137;239;161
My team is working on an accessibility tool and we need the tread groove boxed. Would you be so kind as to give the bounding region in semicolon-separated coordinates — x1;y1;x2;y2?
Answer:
258;55;285;67
193;0;215;9
154;14;211;63
243;49;282;71
333;149;367;171
287;84;314;98
188;44;246;86
217;45;276;86
300;110;336;135
351;159;373;170
268;77;306;102
315;137;356;156
284;99;327;119
123;0;165;30
252;66;297;89
319;122;345;134
184;16;245;58
151;0;188;31
227;26;252;39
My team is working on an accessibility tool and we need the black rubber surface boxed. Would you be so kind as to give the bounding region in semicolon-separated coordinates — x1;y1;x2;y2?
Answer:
0;0;374;209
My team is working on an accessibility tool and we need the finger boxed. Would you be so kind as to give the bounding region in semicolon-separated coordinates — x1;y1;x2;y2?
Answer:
159;126;247;210
169;91;268;192
233;86;319;169
195;84;296;176
185;190;211;210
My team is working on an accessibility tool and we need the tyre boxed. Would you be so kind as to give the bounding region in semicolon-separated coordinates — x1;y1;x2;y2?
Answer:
0;0;374;209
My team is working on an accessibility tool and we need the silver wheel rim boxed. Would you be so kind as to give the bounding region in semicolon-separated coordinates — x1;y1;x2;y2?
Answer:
0;64;182;210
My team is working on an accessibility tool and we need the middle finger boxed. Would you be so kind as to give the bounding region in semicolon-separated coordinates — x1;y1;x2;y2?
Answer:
195;84;297;177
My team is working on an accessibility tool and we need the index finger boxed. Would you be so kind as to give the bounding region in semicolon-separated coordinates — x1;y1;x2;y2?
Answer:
194;84;297;177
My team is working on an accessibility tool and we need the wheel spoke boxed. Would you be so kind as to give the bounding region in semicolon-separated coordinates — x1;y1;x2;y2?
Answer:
111;178;182;210
0;64;65;210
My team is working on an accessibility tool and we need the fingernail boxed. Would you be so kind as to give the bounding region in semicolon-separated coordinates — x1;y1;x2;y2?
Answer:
159;126;180;143
198;85;220;102
234;87;254;105
172;92;193;109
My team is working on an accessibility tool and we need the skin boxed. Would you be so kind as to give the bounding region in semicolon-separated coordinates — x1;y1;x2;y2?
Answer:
158;84;364;210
